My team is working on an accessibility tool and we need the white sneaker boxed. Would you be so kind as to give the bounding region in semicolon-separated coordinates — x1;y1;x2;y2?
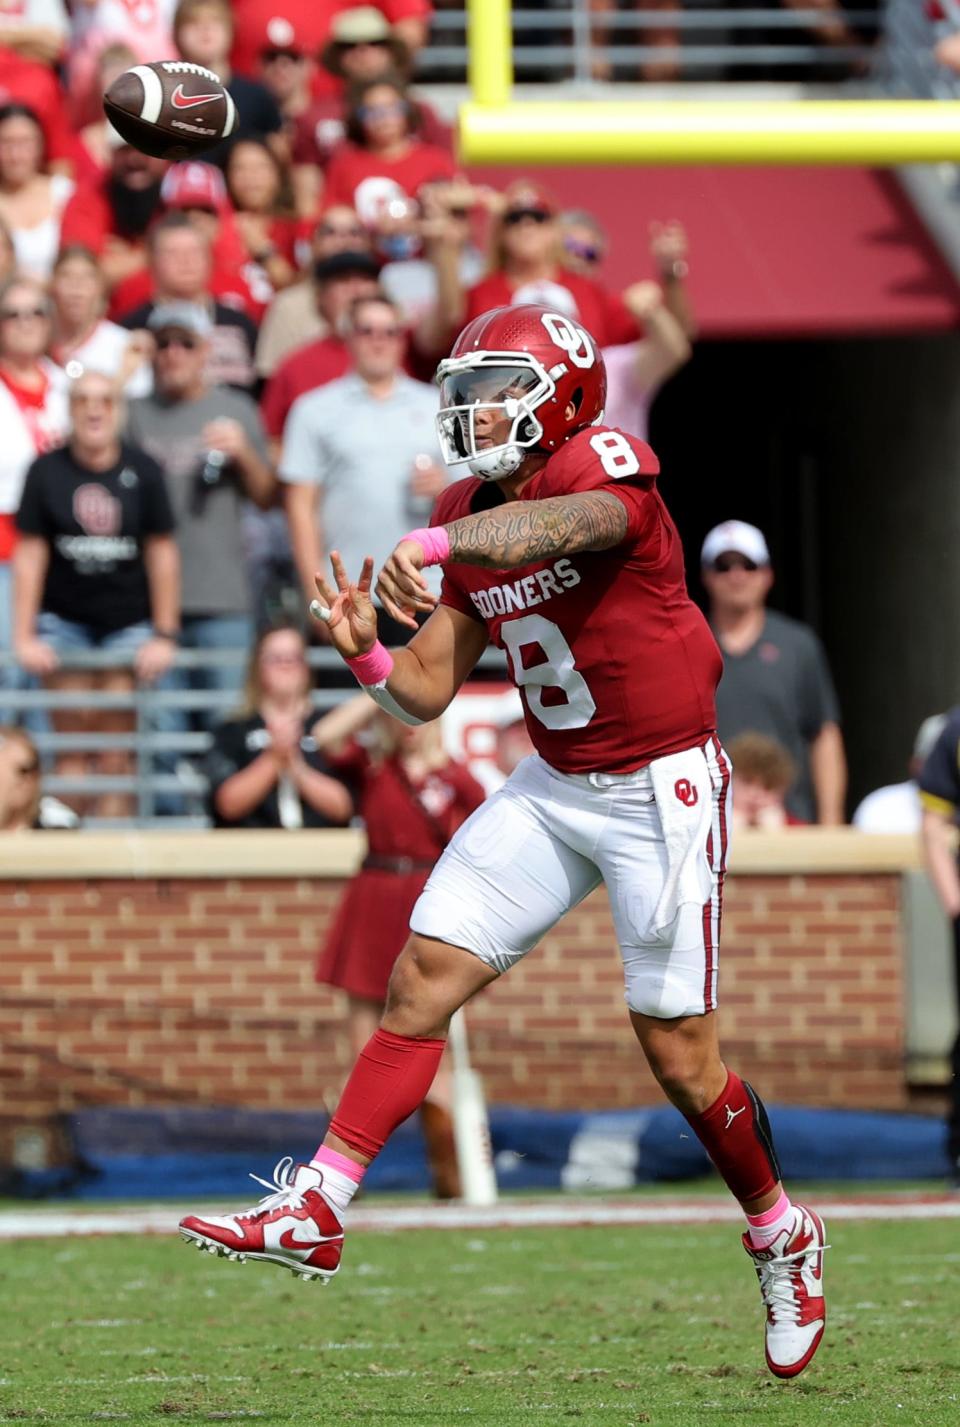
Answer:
743;1204;827;1378
179;1157;344;1282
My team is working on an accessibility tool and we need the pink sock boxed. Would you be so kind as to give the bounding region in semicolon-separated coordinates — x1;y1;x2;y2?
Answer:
310;1146;365;1217
745;1188;796;1249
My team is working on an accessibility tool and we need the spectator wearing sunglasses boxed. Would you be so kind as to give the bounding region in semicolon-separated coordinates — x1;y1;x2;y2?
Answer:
322;72;454;225
280;292;449;646
452;180;644;351
0;726;78;829
701;520;846;825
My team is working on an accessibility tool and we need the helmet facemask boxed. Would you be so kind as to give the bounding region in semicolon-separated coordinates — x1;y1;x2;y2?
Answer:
435;354;554;481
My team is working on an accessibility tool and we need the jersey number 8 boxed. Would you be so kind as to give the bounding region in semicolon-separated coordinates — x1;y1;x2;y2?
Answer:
500;613;597;731
590;431;640;479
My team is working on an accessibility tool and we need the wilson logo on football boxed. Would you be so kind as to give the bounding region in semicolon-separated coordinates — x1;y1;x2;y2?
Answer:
171;85;222;109
674;778;699;807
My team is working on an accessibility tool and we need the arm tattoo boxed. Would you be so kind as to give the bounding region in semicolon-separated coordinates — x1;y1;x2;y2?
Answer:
444;491;629;569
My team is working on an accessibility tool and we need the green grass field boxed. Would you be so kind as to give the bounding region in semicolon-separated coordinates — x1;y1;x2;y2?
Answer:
0;1198;957;1427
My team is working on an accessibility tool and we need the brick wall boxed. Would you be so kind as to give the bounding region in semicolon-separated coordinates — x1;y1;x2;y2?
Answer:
0;853;914;1135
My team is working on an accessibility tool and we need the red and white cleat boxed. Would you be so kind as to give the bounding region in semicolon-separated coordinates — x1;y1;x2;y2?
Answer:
743;1203;828;1378
179;1158;344;1283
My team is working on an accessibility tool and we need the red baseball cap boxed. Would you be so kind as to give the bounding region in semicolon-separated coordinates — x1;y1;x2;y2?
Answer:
160;161;231;216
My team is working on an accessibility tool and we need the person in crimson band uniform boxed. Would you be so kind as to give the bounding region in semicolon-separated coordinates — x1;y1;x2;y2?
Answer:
321;72;454;222
13;368;179;819
312;692;486;1198
182;304;829;1385
204;623;354;829
917;707;960;1188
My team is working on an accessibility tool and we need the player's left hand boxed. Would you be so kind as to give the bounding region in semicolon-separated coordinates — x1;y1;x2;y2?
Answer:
377;539;438;630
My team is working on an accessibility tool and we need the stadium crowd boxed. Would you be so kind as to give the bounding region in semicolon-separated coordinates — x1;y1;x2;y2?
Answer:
0;0;936;836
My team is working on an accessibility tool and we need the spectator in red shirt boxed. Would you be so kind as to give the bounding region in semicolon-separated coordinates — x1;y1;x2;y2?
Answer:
290;6;447;216
322;72;454;225
455;180;643;351
260;247;381;450
224;138;302;299
0;0;74;174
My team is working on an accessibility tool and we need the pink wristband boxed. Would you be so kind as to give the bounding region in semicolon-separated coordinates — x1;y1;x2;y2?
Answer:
345;640;394;686
405;525;450;566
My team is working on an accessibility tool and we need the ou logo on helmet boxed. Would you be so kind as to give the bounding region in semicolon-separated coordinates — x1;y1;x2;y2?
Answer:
541;311;595;369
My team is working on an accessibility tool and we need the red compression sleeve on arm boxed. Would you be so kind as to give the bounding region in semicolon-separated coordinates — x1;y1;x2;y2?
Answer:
328;1028;446;1161
684;1069;781;1205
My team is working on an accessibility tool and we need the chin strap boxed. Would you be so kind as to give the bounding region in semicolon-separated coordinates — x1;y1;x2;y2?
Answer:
468;444;524;480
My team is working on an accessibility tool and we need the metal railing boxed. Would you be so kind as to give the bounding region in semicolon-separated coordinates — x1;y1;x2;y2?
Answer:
417;2;881;82
0;646;508;829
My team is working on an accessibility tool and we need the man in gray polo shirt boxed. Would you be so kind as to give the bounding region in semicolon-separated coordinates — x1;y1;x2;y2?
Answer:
702;519;847;824
280;293;449;645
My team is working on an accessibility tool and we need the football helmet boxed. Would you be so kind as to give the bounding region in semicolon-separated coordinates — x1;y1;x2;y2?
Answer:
435;304;607;480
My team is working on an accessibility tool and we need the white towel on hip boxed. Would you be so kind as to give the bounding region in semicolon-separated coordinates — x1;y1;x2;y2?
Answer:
648;745;714;938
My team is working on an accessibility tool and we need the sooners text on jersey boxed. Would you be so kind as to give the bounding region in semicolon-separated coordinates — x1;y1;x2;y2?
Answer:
434;426;723;774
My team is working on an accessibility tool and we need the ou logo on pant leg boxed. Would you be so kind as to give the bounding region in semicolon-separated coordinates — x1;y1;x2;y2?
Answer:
674;778;699;807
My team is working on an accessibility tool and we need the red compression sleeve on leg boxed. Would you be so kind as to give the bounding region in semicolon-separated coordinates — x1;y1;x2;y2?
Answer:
328;1029;446;1161
685;1069;781;1205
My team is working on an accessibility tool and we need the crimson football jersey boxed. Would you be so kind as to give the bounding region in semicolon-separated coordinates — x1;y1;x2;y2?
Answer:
434;426;722;774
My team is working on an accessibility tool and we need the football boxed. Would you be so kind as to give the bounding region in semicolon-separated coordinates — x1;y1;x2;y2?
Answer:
103;60;237;161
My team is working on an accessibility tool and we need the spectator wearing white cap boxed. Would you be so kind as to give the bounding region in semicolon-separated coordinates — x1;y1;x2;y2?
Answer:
852;714;949;834
701;519;846;825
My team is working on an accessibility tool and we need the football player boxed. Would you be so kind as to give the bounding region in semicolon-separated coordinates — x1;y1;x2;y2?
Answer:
180;305;827;1380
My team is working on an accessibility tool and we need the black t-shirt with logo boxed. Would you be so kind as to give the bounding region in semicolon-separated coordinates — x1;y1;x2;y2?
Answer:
204;712;355;829
16;442;175;633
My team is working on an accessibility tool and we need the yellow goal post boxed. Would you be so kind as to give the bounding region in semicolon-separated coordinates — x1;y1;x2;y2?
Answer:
459;0;960;165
